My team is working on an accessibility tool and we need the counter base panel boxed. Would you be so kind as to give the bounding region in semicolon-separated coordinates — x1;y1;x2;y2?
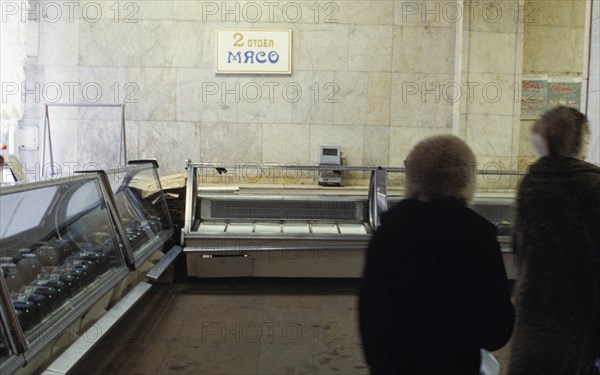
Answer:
186;249;366;278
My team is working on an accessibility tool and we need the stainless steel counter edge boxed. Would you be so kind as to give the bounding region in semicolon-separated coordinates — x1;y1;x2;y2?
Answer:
41;282;153;375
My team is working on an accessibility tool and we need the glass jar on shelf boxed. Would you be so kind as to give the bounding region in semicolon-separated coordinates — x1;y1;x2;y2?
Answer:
1;263;25;293
16;254;45;284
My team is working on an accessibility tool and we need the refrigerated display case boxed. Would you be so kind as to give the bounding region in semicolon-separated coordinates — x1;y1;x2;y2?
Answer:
182;162;518;278
104;161;175;269
0;172;130;374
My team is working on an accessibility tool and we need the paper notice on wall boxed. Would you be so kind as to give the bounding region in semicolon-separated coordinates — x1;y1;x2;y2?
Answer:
547;80;582;111
521;79;548;120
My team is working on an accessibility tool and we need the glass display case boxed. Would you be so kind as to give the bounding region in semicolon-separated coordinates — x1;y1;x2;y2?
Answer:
104;161;174;269
0;172;130;374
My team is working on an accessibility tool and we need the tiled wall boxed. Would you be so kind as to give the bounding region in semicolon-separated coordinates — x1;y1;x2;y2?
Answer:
14;0;589;185
518;0;589;166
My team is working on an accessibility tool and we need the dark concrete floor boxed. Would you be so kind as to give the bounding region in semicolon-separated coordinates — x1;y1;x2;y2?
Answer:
71;279;368;375
71;278;511;375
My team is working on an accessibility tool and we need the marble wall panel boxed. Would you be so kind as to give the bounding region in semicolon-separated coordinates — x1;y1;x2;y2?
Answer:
336;1;394;25
390;73;454;128
124;120;140;161
126;68;177;121
41;66;80;120
290;70;335;125
137;121;199;175
392;25;455;74
532;0;574;27
22;65;44;120
517;120;536;159
292;24;350;71
388;126;452;167
465;0;522;34
197;122;263;163
367;72;392;126
45;117;79;176
467;31;519;74
463;73;520;116
348;25;393;72
394;0;462;28
79;20;142;67
363;126;390;167
594;0;600;20
173;1;204;21
523;26;584;74
465;114;514;157
177;68;239;123
71;119;120;170
262;124;310;164
140;21;204;68
236;76;294;124
332;72;368;126
134;1;175;20
38;19;79;66
77;67;128;120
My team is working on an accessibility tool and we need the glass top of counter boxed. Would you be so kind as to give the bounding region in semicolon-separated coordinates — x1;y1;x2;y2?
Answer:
0;173;128;355
103;163;174;266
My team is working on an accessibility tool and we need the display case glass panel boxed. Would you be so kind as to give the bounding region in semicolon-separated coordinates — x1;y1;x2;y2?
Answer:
104;163;174;267
0;174;128;357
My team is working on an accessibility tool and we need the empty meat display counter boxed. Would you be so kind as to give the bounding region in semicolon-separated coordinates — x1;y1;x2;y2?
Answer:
182;162;520;278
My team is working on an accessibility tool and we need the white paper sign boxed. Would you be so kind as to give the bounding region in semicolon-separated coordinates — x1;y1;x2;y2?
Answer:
216;30;292;74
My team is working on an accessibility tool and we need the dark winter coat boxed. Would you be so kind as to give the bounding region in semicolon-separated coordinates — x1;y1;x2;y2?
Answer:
509;156;600;375
359;198;515;375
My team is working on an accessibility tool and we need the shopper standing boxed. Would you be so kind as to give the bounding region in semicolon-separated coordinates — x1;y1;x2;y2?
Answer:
509;106;600;375
359;135;514;375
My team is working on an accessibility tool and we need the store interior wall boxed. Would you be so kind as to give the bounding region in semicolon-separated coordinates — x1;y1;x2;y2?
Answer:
3;0;597;183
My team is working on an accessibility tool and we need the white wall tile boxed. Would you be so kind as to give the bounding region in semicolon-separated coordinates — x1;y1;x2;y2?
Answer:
465;114;515;157
388;126;452;167
367;72;392;126
140;21;204;68
468;31;519;74
38;19;79;66
393;25;456;74
138;121;199;175
197;122;263;163
79;20;142;66
348;25;393;72
176;68;239;122
126;68;177;121
333;72;368;126
390;73;454;128
290;70;335;125
363;126;390;167
262;124;310;164
292;24;349;71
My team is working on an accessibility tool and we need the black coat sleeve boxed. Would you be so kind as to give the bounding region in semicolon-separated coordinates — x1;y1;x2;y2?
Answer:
358;224;389;367
472;224;515;351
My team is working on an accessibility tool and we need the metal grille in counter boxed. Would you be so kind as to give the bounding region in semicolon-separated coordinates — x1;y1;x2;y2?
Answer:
207;200;362;221
472;204;514;223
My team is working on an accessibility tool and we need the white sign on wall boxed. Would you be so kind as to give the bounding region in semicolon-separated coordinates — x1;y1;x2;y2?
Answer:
216;30;292;74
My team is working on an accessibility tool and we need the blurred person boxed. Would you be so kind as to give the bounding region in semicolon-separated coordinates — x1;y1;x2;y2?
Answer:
509;106;600;375
359;135;515;375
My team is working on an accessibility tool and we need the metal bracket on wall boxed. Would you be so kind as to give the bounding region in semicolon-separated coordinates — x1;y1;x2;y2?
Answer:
42;103;127;178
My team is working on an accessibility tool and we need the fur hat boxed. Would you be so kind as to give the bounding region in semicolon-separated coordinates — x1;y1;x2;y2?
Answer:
531;106;589;158
404;135;476;204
